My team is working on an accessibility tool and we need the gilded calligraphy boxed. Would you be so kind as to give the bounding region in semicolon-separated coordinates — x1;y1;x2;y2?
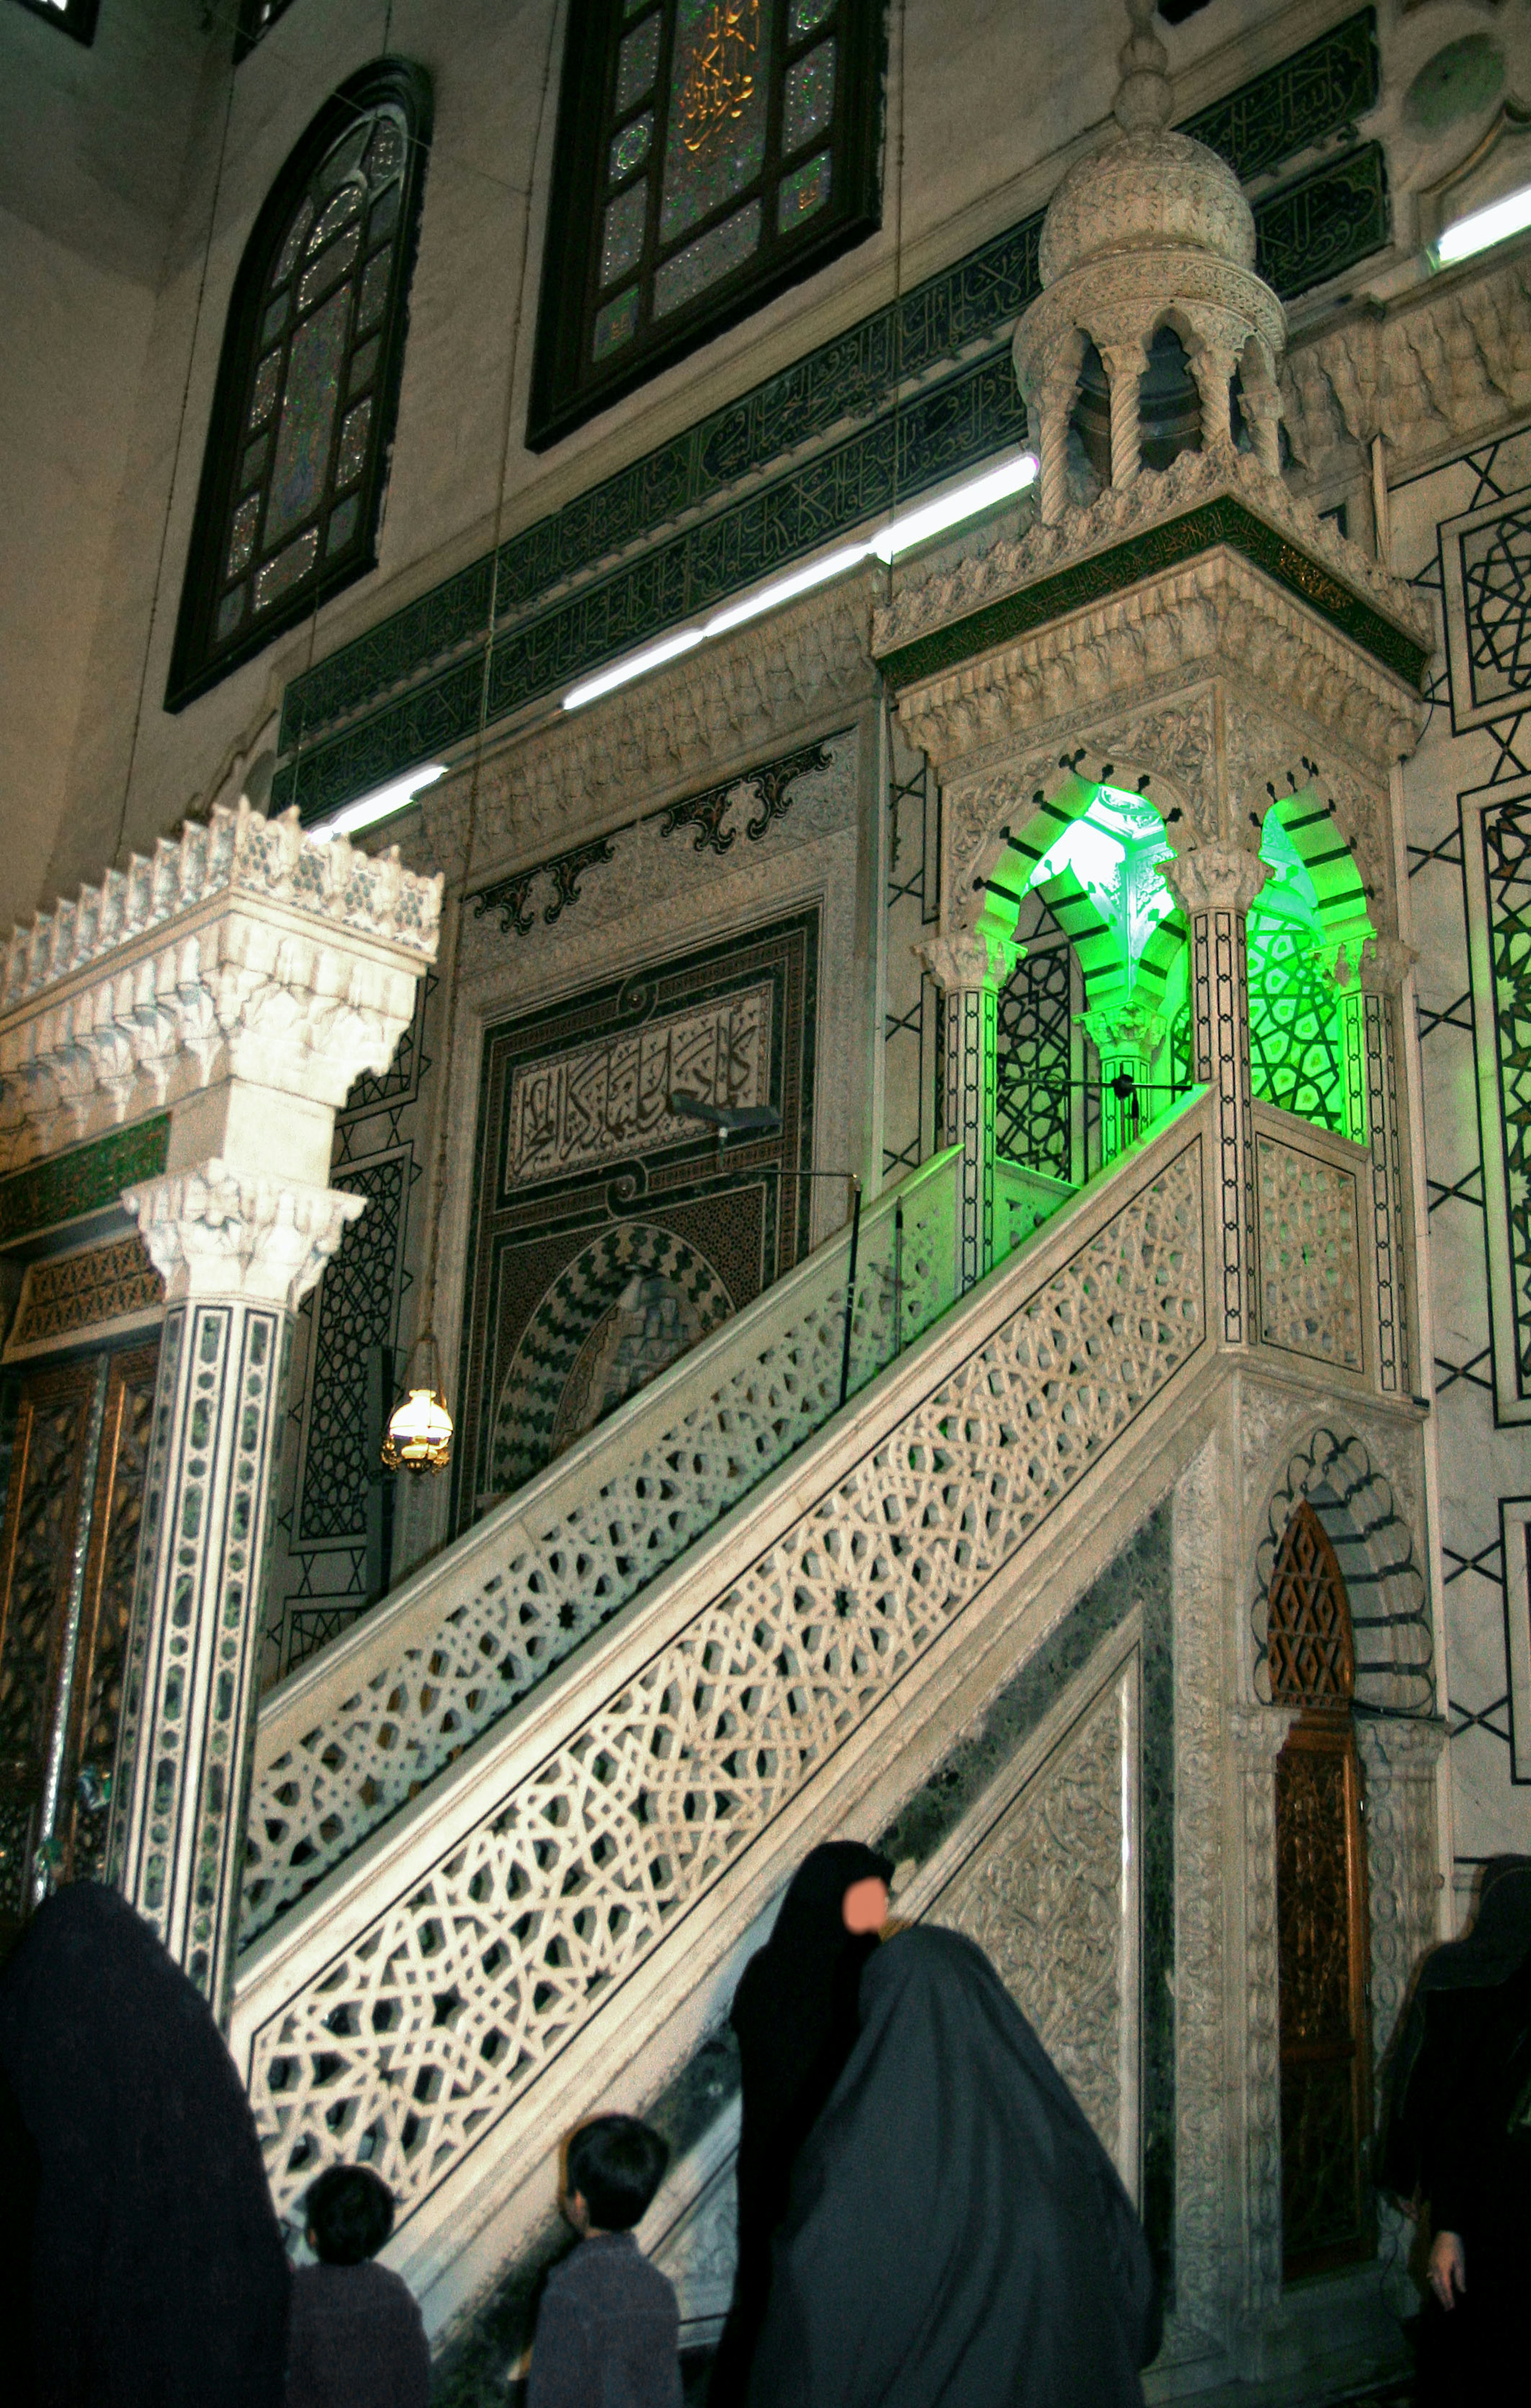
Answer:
677;0;760;156
507;985;773;1184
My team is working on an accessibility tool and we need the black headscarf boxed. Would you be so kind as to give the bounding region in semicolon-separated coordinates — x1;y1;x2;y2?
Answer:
1378;1856;1531;2201
747;1924;1159;2408
710;1842;892;2405
0;1881;291;2408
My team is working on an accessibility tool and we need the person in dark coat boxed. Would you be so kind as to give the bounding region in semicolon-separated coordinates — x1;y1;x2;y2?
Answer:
1377;1855;1531;2401
529;2113;679;2408
709;1841;893;2406
286;2164;430;2408
0;1879;291;2408
746;1924;1160;2408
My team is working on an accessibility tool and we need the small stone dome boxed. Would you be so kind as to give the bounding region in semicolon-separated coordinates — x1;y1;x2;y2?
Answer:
1038;126;1256;285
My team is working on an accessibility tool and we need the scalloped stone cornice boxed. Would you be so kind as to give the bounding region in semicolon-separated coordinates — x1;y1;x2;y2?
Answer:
873;448;1433;669
422;577;879;889
0;802;443;1175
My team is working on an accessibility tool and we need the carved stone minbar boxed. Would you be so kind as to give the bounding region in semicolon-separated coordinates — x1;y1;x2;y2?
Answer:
0;800;442;2016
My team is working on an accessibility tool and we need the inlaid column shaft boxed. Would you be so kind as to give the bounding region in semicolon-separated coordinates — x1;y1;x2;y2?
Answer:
1358;938;1416;1397
1080;995;1165;1161
110;1165;363;2016
1162;848;1269;1347
919;929;1019;1292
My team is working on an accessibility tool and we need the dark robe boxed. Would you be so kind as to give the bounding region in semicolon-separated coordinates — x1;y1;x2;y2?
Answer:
747;1925;1160;2408
0;1880;291;2408
1378;1858;1531;2402
286;2260;431;2408
709;1842;892;2406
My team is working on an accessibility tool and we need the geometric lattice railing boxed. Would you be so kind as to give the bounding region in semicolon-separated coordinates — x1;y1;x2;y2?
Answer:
231;1108;1206;2233
240;1149;963;1942
1251;1104;1369;1379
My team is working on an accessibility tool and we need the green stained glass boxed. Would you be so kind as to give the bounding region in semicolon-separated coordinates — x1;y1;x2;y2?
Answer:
239;435;269;490
602;182;648;287
659;0;773;246
593;286;641;358
298;224;361;313
254;525;319;611
335;398;372;489
653;198;761;317
1248;913;1346;1132
611;112;653;180
272;199;314;289
356;251;391;334
327;494;361;554
617;13;661;111
248;352;281;428
319;122;370;194
348;336;380;394
778;149;831;228
261;293;289;348
265;286;350;543
226;495;260;578
308;186;363;254
782;39;834;153
789;0;834;33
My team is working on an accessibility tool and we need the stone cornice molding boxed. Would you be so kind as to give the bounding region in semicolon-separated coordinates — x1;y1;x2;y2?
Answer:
1284;247;1531;487
1160;846;1271;917
892;541;1426;794
917;931;1021;993
421;577;878;890
122;1164;366;1311
0;804;441;1174
873;447;1433;669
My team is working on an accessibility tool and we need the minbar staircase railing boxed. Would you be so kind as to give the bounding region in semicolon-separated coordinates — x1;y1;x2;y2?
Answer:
241;1147;964;1941
230;1088;1393;2324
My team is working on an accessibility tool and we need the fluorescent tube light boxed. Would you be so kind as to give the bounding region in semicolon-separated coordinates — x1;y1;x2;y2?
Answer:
704;543;874;637
563;626;706;710
310;762;448;840
871;453;1039;561
1436;184;1531;266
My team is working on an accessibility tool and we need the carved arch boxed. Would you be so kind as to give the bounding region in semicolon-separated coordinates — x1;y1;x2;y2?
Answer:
1249;1425;1433;1719
1256;787;1373;957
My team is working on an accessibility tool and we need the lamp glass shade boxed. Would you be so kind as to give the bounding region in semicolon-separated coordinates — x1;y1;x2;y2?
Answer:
381;1385;454;1474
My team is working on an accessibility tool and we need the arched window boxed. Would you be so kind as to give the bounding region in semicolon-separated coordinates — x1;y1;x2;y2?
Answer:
166;61;432;711
1267;1501;1374;2281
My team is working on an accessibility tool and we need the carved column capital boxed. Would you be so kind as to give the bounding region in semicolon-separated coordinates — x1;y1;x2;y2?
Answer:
1159;844;1271;918
1358;935;1419;997
122;1163;366;1311
1355;1715;1447;1776
1229;1702;1301;1767
1079;997;1166;1059
917;930;1021;994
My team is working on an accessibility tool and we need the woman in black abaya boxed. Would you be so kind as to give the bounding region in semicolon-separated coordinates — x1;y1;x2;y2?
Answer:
709;1841;893;2408
0;1880;291;2408
747;1924;1160;2408
1378;1855;1531;2401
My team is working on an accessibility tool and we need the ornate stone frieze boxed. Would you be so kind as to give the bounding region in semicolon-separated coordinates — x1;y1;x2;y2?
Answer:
0;803;441;1174
873;446;1433;669
1283;249;1531;488
122;1165;366;1311
422;579;877;890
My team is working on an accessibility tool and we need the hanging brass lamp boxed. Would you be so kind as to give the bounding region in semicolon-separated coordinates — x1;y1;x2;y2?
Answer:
382;1331;454;1474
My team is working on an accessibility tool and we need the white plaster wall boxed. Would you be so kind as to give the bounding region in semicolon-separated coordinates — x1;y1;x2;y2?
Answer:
22;0;1330;915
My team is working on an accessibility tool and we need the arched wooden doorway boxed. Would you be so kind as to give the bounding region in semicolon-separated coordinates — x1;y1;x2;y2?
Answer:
1267;1500;1374;2279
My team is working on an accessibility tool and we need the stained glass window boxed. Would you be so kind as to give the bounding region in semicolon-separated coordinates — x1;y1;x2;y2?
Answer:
529;0;882;450
12;0;98;40
166;62;431;712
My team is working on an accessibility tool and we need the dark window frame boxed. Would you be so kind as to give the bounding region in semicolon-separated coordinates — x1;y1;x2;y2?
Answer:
528;0;884;454
11;0;98;43
165;59;432;714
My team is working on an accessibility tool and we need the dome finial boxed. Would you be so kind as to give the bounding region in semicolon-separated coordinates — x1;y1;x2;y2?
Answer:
1114;0;1172;134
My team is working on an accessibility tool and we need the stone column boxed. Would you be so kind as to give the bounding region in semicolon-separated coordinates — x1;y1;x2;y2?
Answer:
1079;995;1165;1161
1357;936;1417;1397
1101;340;1147;489
919;929;1020;1292
1161;846;1269;1348
112;1158;364;2015
1228;1702;1300;2350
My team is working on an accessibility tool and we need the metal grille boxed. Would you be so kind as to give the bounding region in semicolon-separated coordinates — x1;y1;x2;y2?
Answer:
995;899;1076;1178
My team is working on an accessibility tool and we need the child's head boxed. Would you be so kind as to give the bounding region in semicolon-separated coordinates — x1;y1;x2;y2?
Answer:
561;2115;670;2235
304;2164;396;2265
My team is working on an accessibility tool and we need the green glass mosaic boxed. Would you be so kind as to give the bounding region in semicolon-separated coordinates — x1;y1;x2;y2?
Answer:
0;1116;170;1249
877;494;1430;697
